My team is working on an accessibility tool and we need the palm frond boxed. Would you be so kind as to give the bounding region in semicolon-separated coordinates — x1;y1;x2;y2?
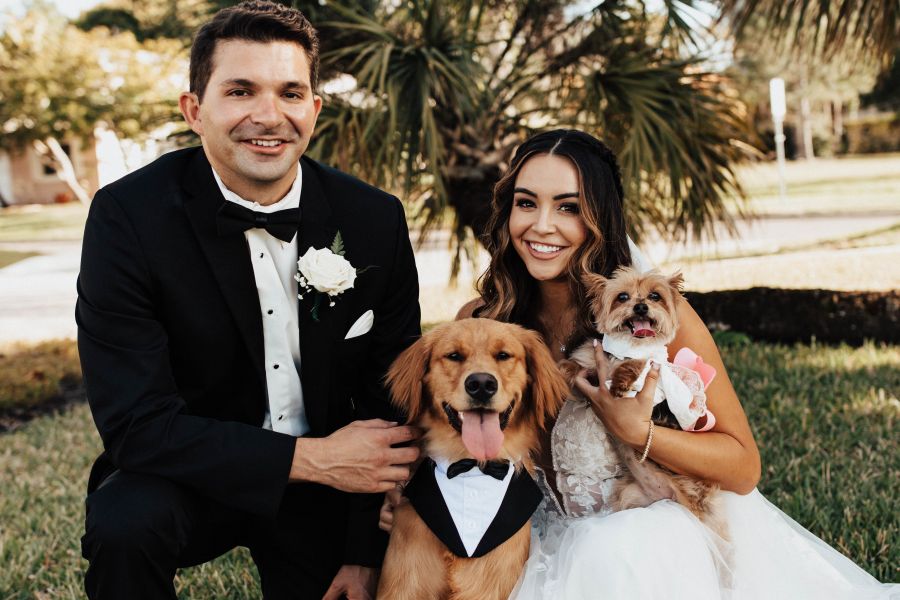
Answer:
576;44;754;242
718;0;899;67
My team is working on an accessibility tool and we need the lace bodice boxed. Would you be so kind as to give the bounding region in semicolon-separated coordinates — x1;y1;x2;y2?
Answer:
549;398;625;518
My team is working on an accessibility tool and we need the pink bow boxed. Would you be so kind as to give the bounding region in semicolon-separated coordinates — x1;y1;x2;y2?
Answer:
673;348;717;432
673;347;716;388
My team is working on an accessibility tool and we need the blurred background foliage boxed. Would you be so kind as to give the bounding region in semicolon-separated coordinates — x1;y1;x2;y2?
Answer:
2;0;898;270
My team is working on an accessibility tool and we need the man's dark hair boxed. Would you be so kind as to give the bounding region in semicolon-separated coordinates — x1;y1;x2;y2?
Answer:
190;0;320;101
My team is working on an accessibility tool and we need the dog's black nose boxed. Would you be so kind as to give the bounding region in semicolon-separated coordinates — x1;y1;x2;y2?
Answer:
634;303;649;316
464;372;498;404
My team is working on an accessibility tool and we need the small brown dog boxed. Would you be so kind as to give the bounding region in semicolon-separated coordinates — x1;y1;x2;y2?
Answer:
561;266;728;539
377;318;567;600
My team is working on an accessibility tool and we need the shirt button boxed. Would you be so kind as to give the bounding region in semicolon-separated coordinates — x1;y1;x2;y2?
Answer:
267;309;274;315
278;414;284;421
273;364;279;369
259;252;264;258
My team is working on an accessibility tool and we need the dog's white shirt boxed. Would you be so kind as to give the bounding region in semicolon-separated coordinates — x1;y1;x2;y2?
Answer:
601;335;703;430
433;458;513;557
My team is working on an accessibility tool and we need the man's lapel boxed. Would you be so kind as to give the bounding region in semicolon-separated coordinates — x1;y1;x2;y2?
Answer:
181;150;267;392
297;159;342;434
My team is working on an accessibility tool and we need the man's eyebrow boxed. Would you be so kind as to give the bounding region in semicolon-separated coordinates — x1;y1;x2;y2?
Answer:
282;81;310;92
220;78;257;88
513;187;580;201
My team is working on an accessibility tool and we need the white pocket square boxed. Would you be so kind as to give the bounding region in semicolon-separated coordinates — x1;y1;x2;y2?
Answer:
344;310;374;339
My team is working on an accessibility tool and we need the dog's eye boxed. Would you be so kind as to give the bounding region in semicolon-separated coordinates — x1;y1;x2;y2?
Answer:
445;351;464;362
616;292;630;302
496;351;511;361
648;292;661;301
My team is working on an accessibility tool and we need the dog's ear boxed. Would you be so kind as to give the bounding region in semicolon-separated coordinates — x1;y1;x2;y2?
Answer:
581;271;607;299
667;271;685;293
386;334;432;424
520;328;569;431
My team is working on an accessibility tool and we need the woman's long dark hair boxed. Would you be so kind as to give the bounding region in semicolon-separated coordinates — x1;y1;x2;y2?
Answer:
475;129;632;344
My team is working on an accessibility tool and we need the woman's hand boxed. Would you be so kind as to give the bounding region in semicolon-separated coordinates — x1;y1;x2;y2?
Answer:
378;486;407;533
574;340;660;449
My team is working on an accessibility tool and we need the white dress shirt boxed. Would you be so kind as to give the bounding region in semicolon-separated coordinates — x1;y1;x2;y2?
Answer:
433;458;514;557
212;168;309;437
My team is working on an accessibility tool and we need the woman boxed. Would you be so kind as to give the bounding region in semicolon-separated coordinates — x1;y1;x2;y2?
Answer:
382;129;898;598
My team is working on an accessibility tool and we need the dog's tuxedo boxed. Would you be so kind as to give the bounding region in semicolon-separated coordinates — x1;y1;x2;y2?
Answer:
404;458;543;558
77;147;421;597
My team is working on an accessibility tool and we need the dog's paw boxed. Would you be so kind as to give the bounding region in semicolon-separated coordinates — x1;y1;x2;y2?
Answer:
557;359;582;387
610;359;645;396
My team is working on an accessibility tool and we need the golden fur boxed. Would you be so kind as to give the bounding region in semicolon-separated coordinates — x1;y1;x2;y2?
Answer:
378;318;568;600
561;267;729;541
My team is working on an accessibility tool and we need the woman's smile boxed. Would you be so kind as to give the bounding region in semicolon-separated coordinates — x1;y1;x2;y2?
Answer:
524;241;567;259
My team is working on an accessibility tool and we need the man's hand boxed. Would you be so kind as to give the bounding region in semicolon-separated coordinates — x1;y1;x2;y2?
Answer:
290;419;421;493
321;565;378;600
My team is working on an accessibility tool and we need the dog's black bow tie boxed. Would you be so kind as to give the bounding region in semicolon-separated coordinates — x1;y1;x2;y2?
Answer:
446;459;510;480
216;202;301;243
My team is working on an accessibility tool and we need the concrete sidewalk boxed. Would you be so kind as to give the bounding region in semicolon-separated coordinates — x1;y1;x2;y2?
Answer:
1;213;898;344
0;241;80;343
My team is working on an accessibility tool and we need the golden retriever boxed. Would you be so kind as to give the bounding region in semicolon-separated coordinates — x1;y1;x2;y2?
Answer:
377;318;567;600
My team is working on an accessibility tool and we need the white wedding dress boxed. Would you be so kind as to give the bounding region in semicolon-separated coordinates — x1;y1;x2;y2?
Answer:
510;399;899;599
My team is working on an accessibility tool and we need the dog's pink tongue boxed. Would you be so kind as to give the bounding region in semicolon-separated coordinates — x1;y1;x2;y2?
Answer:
461;410;504;461
632;319;655;338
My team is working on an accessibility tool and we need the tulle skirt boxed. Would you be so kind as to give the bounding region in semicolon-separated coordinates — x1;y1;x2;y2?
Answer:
510;490;898;599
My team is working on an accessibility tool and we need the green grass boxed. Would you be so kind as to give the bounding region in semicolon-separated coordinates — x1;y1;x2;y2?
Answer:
734;155;900;217
0;204;88;243
723;338;898;582
0;341;897;597
0;249;39;269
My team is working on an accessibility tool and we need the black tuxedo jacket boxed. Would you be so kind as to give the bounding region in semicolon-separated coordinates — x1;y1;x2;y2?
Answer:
76;147;421;566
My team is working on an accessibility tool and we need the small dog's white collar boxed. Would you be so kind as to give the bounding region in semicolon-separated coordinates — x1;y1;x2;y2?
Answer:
602;335;669;362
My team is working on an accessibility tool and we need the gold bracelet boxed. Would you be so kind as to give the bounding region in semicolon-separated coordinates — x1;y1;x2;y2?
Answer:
637;421;654;464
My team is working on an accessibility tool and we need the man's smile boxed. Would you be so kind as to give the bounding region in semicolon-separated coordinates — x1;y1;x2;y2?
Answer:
240;138;292;155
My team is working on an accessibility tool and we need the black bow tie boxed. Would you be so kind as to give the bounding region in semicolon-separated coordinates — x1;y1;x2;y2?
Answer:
216;201;301;243
446;459;510;481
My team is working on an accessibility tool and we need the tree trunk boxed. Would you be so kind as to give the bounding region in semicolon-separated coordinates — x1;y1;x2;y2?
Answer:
798;100;815;160
832;99;844;154
446;167;503;242
33;137;91;204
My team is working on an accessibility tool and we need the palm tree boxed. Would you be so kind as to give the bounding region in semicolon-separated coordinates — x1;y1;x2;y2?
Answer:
306;0;752;272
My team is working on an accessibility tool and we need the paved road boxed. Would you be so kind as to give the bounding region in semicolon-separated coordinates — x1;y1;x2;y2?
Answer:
1;213;898;343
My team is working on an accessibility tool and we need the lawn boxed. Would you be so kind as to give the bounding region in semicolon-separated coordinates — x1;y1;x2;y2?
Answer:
0;340;896;598
734;154;900;217
0;204;88;243
0;249;38;269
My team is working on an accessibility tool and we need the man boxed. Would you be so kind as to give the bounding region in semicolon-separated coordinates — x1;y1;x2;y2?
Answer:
77;2;420;598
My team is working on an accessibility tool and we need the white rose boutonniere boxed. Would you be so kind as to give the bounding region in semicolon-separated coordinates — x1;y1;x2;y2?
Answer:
295;231;366;321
